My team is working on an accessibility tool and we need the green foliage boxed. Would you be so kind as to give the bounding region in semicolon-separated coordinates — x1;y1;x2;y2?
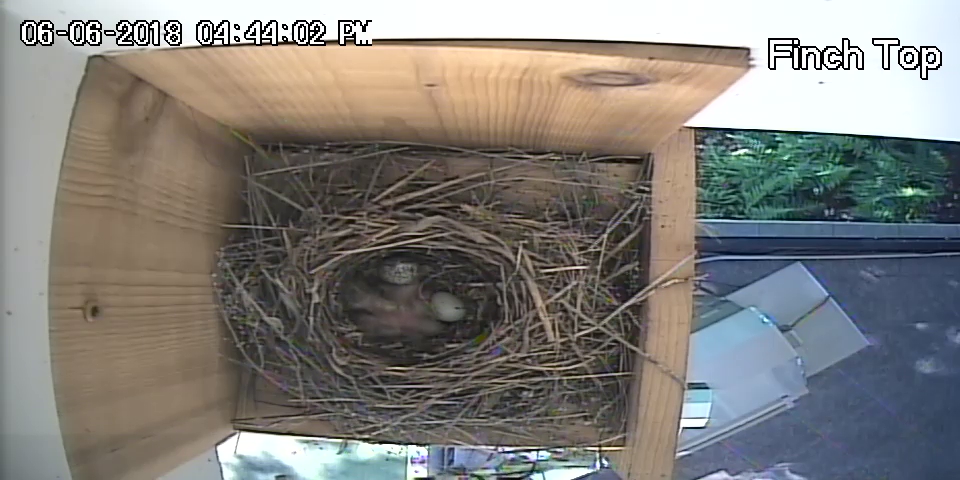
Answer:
697;130;950;222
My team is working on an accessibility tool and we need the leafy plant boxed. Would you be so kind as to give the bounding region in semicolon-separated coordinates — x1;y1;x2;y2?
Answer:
697;130;950;222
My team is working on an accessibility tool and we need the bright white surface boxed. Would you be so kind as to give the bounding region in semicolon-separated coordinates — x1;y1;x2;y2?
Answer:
0;8;83;480
219;435;599;479
681;307;808;454
681;388;714;428
5;0;960;141
0;2;956;480
540;467;596;480
216;432;409;480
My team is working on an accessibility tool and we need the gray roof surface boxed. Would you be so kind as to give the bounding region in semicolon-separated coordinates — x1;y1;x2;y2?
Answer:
678;256;960;480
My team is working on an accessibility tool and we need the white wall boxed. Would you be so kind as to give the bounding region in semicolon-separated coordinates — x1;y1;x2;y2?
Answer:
0;2;956;480
1;8;85;480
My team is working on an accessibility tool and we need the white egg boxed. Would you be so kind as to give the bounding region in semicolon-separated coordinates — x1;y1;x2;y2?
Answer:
430;292;466;322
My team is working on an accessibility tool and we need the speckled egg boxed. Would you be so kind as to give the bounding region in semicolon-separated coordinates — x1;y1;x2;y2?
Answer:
378;258;419;285
431;292;467;322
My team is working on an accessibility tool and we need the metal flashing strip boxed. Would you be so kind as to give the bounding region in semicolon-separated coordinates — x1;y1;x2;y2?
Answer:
699;219;960;239
723;262;869;377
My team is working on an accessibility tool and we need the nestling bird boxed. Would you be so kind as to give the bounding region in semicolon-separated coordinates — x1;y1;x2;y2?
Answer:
340;274;443;341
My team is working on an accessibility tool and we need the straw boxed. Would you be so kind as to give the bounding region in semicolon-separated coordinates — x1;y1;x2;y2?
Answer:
214;141;682;446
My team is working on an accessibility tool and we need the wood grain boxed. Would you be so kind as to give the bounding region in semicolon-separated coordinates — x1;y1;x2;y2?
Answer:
614;128;697;480
370;39;751;67
49;57;249;480
109;41;748;156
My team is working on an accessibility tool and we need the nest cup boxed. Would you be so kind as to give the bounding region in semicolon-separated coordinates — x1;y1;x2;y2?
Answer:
216;142;657;445
325;245;504;362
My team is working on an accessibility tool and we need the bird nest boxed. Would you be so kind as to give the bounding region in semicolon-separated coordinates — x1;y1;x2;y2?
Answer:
215;141;672;446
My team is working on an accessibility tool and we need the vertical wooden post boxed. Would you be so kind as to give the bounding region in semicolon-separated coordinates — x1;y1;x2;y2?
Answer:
49;58;247;480
616;128;696;479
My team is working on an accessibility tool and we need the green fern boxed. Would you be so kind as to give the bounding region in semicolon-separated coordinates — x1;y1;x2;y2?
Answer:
697;130;950;222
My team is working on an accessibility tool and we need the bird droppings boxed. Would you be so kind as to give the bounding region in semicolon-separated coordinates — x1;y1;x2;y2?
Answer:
698;463;810;479
945;326;960;345
914;322;931;331
914;356;947;375
858;269;880;283
862;333;882;347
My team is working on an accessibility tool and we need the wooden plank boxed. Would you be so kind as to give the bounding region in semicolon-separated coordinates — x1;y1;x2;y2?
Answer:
49;57;249;480
369;39;751;67
109;42;748;156
615;128;696;480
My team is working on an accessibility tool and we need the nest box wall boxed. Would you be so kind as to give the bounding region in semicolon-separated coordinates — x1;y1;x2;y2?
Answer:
111;41;749;155
49;58;248;480
48;41;748;480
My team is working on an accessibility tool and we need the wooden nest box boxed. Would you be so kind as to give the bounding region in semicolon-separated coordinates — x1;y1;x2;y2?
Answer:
49;41;749;479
